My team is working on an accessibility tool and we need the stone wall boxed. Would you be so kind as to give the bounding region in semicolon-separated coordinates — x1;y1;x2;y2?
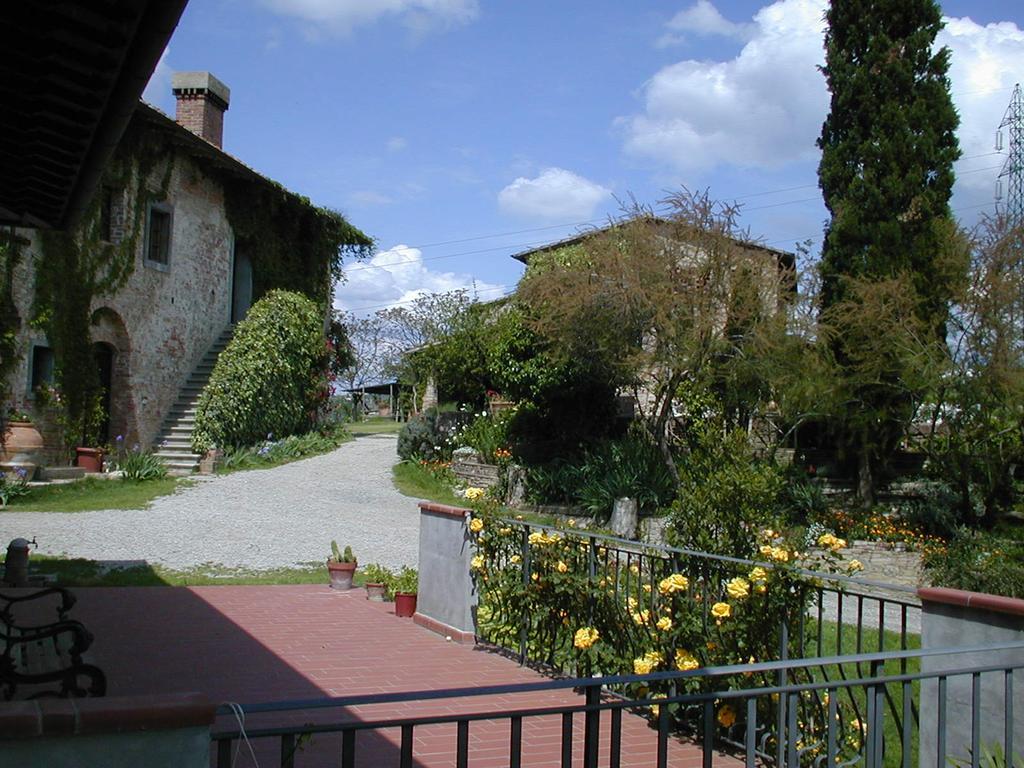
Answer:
7;141;234;454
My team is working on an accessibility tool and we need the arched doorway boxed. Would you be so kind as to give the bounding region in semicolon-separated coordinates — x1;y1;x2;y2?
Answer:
90;307;135;445
231;242;253;323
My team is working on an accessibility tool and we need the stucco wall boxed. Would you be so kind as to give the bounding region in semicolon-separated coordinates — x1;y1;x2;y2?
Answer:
7;145;233;454
414;502;478;642
918;589;1024;768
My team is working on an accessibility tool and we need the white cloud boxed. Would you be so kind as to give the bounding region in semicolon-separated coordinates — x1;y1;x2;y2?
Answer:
386;136;408;152
624;0;827;173
142;46;172;105
622;0;1024;192
349;190;394;206
657;0;754;47
940;17;1024;199
498;168;612;221
335;244;504;314
260;0;478;36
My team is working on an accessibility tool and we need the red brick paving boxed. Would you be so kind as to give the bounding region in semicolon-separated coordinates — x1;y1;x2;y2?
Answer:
12;585;741;766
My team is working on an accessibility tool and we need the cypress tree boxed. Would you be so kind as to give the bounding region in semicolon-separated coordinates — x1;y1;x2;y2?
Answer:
817;0;961;504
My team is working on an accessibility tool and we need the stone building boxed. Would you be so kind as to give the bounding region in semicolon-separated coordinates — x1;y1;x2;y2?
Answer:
5;72;367;470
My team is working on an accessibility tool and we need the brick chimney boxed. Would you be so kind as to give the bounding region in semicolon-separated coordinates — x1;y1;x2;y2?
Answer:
171;72;230;148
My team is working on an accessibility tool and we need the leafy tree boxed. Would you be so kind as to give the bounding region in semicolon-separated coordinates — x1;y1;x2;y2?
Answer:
923;215;1024;524
516;190;791;478
817;0;963;503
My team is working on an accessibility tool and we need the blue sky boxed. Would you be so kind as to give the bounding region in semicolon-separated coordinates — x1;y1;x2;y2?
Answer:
144;1;1024;315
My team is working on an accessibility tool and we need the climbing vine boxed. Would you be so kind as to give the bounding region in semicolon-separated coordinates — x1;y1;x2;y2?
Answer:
0;231;24;441
223;179;373;308
32;126;176;447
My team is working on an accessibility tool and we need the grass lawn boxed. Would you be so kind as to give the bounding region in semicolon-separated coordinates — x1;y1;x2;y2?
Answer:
348;417;403;436
4;554;354;588
392;460;467;506
3;477;190;513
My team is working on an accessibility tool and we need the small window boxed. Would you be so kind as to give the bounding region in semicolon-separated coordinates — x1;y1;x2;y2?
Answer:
30;346;55;391
145;204;172;267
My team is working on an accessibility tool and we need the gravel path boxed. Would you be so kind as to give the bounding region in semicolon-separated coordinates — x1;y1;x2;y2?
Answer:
0;435;421;571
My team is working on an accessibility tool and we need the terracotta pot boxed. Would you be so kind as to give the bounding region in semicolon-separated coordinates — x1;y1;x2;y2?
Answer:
394;591;417;618
365;583;387;602
2;421;44;464
327;560;357;590
75;447;104;473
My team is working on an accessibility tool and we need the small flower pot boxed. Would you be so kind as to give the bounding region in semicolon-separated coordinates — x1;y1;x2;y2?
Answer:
75;447;104;473
327;560;357;590
394;591;417;618
365;582;387;602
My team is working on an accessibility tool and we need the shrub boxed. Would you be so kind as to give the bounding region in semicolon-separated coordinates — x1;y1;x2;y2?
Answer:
218;428;346;471
0;467;30;507
924;529;1024;598
456;411;511;463
119;450;167;482
668;428;783;559
396;407;463;462
574;435;676;519
192;290;326;452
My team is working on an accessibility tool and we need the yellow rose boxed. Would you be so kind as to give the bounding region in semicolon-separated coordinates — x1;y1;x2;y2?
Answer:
847;559;863;572
675;649;700;671
464;487;486;501
717;704;736;728
711;602;732;619
557;560;568;573
573;627;599;650
499;527;512;534
748;566;768;583
470;555;484;570
633;656;655;675
770;547;790;562
658;573;690;595
531;572;539;582
656;616;673;631
643;584;652;593
469;518;484;533
725;577;750;600
631;610;650;626
567;519;576;527
510;554;522;564
759;544;774;557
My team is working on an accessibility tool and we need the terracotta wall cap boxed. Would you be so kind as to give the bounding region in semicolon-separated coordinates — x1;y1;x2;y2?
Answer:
418;501;471;519
0;692;216;741
918;586;1024;617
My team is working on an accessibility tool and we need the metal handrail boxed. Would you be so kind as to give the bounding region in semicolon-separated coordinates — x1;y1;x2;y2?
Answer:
212;640;1024;719
499;516;920;596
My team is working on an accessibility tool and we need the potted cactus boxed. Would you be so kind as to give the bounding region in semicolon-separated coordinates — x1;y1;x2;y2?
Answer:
326;541;357;590
393;566;418;618
361;563;393;602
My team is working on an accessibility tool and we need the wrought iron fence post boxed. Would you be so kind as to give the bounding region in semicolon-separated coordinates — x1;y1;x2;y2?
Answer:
520;525;531;665
587;535;597;626
584;681;600;768
776;616;789;768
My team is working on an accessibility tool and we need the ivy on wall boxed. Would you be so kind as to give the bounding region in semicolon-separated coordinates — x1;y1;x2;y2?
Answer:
223;179;373;309
32;127;175;447
0;232;24;441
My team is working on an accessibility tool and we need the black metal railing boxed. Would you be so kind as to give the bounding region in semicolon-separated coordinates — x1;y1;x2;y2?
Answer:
210;642;1024;768
477;519;921;667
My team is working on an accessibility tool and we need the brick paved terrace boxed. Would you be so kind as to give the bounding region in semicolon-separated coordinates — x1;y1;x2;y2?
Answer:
10;585;741;767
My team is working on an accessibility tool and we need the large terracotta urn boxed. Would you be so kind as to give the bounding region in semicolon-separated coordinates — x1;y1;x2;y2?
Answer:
1;421;44;464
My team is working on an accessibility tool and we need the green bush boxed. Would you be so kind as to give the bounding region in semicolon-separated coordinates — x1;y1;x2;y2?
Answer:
574;435;675;519
219;427;347;471
924;529;1024;598
119;450;167;482
397;407;462;462
192;290;326;452
668;427;783;559
456;411;512;463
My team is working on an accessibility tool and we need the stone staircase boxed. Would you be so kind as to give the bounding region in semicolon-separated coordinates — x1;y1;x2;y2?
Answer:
152;325;234;474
